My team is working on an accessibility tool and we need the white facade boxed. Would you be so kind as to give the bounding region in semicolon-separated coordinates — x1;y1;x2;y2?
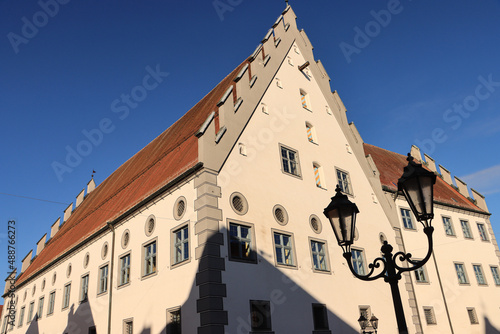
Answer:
2;5;499;334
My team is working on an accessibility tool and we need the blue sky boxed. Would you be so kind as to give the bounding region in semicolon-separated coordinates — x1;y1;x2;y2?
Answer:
1;0;499;295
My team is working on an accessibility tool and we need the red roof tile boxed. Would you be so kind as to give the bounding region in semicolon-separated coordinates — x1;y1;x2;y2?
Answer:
17;61;248;286
363;143;487;214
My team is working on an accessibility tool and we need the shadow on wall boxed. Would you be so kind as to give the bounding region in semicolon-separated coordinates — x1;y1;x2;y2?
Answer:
486;317;500;334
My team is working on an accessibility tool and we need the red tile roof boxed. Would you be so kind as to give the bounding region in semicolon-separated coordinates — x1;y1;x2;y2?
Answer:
17;61;248;286
364;143;487;214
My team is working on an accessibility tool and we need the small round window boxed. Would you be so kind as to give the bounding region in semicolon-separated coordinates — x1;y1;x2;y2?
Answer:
273;204;289;226
122;230;130;249
230;192;248;215
309;215;322;234
102;242;109;260
145;215;156;237
174;196;187;220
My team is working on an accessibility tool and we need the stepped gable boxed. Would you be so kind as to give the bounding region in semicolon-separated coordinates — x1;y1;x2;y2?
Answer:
17;60;248;286
364;143;488;214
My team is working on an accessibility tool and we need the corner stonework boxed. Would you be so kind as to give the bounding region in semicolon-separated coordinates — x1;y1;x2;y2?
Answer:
194;169;228;334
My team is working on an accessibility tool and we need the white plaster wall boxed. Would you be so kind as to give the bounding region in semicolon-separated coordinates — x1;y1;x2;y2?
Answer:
218;43;413;334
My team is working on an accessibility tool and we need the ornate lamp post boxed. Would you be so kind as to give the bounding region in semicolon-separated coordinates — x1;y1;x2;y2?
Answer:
324;154;436;334
358;314;379;334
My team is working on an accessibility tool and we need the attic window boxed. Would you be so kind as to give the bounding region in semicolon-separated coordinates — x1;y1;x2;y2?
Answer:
239;143;247;156
174;197;187;220
326;106;332;115
285;23;290;31
300;90;311;110
261;103;269;115
145;215;155;237
287;57;294;66
276;78;283;89
234;97;243;112
263;54;271;66
294;45;300;54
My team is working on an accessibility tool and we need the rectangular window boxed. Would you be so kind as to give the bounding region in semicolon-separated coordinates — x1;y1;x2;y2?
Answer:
18;307;25;327
313;165;322;188
490;266;500;286
352;249;366;275
477;223;489;241
336;169;352;195
281;146;300;176
48;291;55;315
473;264;486;285
144;241;157;276
120;254;131;286
99;265;109;294
455;263;468;284
28;302;34;323
173;226;189;265
468;308;479;324
401;208;415;230
423;307;436;325
1;316;8;332
89;326;97;334
63;283;71;309
312;304;329;330
460;220;473;239
229;223;255;262
300;91;308;109
37;296;44;319
442;217;455;236
273;232;295;266
414;265;428;283
306;124;314;142
123;319;133;334
80;275;89;301
167;308;182;334
250;300;272;331
310;240;328;271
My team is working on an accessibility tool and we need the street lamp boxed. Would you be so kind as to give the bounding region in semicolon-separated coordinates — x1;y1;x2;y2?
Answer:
324;154;436;334
358;314;379;334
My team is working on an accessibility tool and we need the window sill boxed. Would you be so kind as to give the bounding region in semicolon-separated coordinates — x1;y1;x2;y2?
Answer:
312;268;332;275
313;330;332;334
97;290;108;297
117;281;131;289
228;257;258;265
275;263;298;270
415;281;430;285
171;257;191;270
141;271;158;280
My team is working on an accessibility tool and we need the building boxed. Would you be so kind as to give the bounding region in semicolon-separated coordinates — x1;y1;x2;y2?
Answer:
2;5;499;334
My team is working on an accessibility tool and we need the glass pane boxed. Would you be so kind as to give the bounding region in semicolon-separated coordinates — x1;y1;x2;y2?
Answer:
241;227;249;239
274;234;281;245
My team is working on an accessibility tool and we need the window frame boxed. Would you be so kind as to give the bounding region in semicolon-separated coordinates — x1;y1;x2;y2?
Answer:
400;208;416;230
118;252;131;287
477;223;489;241
335;168;353;196
98;263;109;295
166;306;182;334
227;220;257;264
249;300;272;332
62;282;71;310
313;163;326;189
306;122;318;145
170;222;190;268
454;262;469;285
351;248;367;276
279;144;302;178
460;219;473;239
467;307;479;325
27;301;34;323
37;296;44;319
18;306;25;327
490;266;500;286
47;290;56;316
142;237;158;278
309;237;331;273
413;259;429;284
300;89;311;111
442;216;456;237
312;303;330;331
123;317;134;334
80;273;90;302
472;264;487;285
272;229;297;269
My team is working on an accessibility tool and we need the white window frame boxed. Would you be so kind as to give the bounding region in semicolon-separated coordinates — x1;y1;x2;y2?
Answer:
454;263;469;285
143;239;157;277
460;220;473;239
336;168;353;195
309;238;330;273
167;307;182;334
442;216;455;236
119;253;131;286
47;290;55;316
423;306;437;325
272;230;296;268
18;306;25;327
80;274;89;302
351;248;366;275
280;144;301;178
62;283;71;309
27;302;34;323
98;264;109;294
228;220;257;263
400;208;415;230
37;296;44;319
173;225;189;265
472;264;487;285
477;223;489;241
490;266;500;286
